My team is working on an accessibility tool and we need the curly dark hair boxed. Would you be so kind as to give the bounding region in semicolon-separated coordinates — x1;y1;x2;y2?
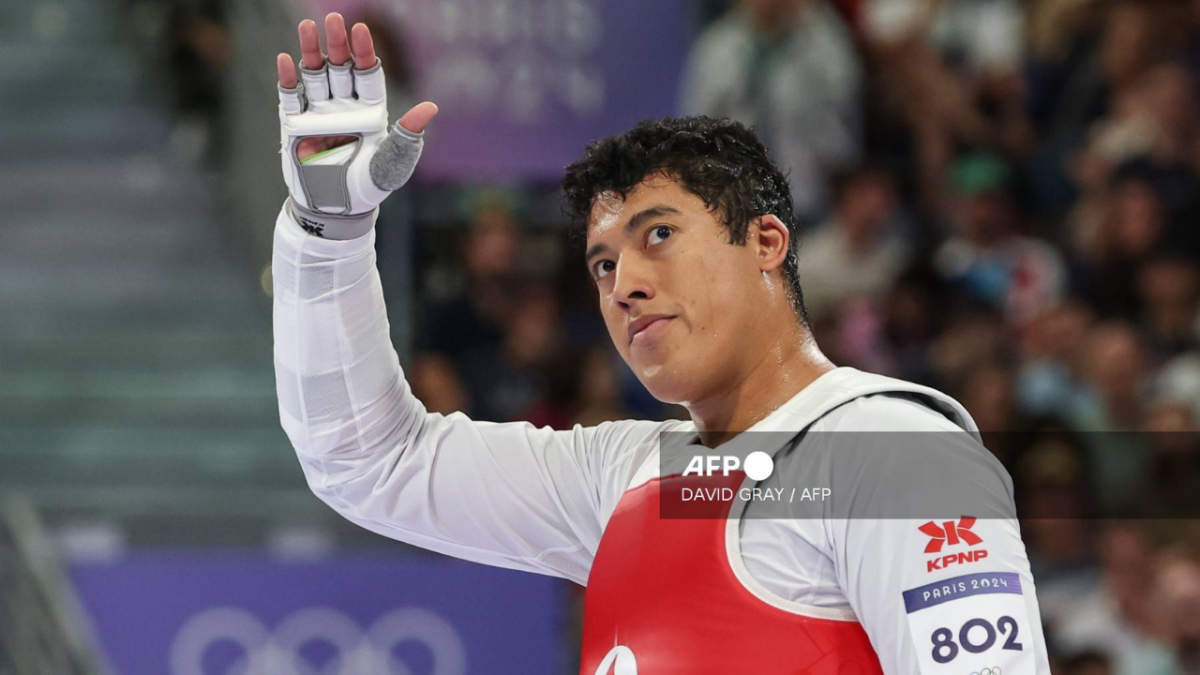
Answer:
561;116;809;327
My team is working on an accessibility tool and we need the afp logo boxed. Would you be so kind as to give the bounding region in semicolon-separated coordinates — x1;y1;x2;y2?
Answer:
920;516;988;573
681;451;774;481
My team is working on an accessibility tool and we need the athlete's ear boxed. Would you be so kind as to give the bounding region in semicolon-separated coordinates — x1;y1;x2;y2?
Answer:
752;215;790;275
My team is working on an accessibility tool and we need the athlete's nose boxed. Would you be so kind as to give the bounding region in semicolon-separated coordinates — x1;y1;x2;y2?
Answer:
612;255;655;310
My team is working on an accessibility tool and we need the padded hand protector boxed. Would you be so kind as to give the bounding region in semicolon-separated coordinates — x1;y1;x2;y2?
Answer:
278;59;423;239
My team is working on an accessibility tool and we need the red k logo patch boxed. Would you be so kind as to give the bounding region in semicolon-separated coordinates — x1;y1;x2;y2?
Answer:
919;517;984;554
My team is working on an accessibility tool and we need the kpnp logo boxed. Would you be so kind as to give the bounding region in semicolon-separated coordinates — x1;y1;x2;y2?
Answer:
682;451;774;481
920;517;988;572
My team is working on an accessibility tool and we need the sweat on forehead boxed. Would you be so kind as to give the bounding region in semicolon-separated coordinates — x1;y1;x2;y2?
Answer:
592;171;675;205
587;175;707;221
586;180;665;230
593;189;625;213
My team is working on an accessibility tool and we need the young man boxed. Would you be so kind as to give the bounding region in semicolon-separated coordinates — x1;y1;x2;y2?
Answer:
273;14;1050;675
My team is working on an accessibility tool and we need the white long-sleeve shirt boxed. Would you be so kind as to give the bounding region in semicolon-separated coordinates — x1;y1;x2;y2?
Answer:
271;205;1050;674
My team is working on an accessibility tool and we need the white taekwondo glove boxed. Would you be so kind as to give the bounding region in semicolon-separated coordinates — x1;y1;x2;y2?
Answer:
277;58;424;240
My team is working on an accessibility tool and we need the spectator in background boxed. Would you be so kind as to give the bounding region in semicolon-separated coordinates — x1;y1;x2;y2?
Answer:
1142;396;1200;521
1138;64;1200;179
411;202;522;415
1137;359;1200;523
458;281;565;424
796;164;910;321
1035;1;1170;142
1090;333;1148;402
1068;61;1200;264
1055;525;1177;675
1077;322;1150;432
679;0;862;219
1156;554;1200;675
865;0;1024;79
861;0;1028;215
1071;173;1170;322
1027;1;1190;215
1017;315;1153;504
934;153;1066;329
1015;432;1100;631
1016;299;1097;422
926;304;1008;391
824;262;947;386
570;345;636;427
1137;254;1200;361
1155;352;1200;425
1024;0;1106;215
958;359;1018;433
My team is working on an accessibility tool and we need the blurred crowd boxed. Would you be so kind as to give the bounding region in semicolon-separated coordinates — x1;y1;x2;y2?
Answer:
155;0;1200;672
400;2;1200;673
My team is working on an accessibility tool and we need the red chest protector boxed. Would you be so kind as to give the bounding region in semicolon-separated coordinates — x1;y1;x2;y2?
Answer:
579;470;884;675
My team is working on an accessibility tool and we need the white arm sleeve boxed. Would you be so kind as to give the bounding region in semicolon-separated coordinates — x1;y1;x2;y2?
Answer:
271;205;662;585
816;404;1052;675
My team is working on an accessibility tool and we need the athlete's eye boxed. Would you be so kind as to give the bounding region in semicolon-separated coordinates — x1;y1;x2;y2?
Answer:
593;260;616;281
648;225;673;246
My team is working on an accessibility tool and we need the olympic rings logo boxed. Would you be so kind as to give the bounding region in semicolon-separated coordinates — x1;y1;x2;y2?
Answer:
168;606;466;675
969;668;1002;675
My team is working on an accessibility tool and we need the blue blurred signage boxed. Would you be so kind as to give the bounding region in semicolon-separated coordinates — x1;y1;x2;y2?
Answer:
69;552;567;675
317;0;692;182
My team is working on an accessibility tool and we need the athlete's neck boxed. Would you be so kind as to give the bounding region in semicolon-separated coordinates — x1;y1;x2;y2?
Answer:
687;329;836;448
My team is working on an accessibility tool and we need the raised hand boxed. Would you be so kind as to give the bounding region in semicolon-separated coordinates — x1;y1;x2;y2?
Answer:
276;13;438;238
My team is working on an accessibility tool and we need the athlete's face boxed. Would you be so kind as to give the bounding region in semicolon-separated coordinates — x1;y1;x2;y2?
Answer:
584;174;790;405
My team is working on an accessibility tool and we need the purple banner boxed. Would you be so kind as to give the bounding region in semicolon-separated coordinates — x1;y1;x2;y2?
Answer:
902;572;1023;614
69;551;568;675
315;0;692;182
